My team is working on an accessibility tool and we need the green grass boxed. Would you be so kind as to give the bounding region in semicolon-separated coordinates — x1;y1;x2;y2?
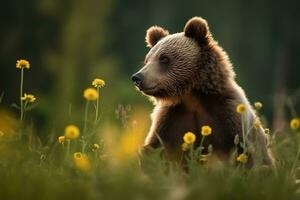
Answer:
1;64;300;200
1;116;300;200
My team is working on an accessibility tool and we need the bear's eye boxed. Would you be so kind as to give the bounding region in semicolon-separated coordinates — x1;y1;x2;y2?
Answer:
159;55;170;65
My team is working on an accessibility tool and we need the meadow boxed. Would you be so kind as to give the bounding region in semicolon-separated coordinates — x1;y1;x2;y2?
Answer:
1;59;300;200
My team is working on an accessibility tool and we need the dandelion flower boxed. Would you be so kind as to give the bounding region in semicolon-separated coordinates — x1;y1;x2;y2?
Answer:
236;104;246;114
183;132;196;144
73;152;91;171
254;101;263;110
91;143;100;151
21;93;36;103
290;118;300;130
58;136;65;144
264;128;270;134
0;131;4;137
92;78;105;88
16;59;30;69
237;153;248;163
64;125;80;139
201;125;212;136
83;88;98;101
181;142;189;151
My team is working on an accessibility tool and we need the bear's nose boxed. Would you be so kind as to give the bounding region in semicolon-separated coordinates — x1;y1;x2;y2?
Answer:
131;73;144;88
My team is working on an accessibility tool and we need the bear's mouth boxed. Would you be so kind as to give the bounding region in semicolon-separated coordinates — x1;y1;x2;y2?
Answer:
140;85;158;94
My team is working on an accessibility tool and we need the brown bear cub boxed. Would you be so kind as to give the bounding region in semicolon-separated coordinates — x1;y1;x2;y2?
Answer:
131;17;275;166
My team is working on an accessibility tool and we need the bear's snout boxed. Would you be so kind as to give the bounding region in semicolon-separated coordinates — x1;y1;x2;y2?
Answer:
131;73;144;89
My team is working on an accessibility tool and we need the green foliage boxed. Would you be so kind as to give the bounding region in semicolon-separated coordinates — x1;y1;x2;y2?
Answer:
1;124;300;200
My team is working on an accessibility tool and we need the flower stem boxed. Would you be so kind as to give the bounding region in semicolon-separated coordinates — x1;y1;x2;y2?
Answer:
241;114;246;153
180;151;184;165
199;136;205;155
81;139;87;153
189;143;194;162
84;100;90;134
95;87;100;125
20;68;24;121
65;139;71;161
290;145;300;177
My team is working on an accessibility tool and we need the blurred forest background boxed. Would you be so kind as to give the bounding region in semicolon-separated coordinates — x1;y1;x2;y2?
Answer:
1;0;300;133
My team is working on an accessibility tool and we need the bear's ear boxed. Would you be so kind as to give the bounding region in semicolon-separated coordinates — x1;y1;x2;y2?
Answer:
145;26;169;48
184;17;210;45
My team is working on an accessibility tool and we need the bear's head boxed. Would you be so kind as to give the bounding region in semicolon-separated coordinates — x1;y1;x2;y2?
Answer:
132;17;235;99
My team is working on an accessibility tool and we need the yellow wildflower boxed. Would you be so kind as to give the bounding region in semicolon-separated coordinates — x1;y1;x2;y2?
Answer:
91;143;100;151
0;131;4;137
114;113;147;164
236;104;246;114
201;125;212;136
183;132;196;144
21;93;36;103
181;142;189;151
254;101;263;110
264;128;270;134
73;152;91;171
83;88;98;101
64;125;80;139
253;118;261;129
16;59;30;69
237;153;248;163
118;132;140;157
290;118;300;130
58;136;65;144
92;78;105;88
73;152;83;159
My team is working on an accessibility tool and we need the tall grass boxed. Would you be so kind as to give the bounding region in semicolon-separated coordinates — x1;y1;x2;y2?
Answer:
0;59;300;200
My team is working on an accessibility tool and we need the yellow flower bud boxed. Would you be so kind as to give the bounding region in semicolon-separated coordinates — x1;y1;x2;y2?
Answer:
91;143;100;151
236;104;246;114
83;88;98;101
290;118;300;130
237;153;248;163
264;128;270;134
58;136;65;144
181;143;189;151
183;132;196;144
253;118;261;130
64;125;80;140
16;59;30;69
254;101;263;110
73;152;91;171
21;93;36;103
92;78;105;88
201;125;212;136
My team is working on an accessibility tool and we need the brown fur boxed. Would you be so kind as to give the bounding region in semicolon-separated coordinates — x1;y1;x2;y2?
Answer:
184;17;210;45
145;26;169;48
135;17;275;166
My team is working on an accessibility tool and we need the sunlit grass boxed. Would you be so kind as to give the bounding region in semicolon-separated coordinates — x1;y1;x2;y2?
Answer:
0;59;300;199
